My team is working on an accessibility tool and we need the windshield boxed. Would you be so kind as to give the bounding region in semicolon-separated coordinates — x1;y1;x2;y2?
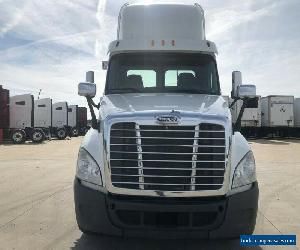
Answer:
105;53;220;95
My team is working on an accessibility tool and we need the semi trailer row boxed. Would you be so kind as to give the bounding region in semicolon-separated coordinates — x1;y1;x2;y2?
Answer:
228;93;300;138
0;88;89;143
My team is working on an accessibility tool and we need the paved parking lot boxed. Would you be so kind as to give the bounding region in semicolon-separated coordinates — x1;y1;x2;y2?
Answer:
0;137;299;250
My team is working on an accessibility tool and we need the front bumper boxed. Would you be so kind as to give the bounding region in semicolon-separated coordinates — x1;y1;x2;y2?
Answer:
74;178;258;238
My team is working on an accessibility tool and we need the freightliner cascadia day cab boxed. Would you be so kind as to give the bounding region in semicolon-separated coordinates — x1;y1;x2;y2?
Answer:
74;3;259;238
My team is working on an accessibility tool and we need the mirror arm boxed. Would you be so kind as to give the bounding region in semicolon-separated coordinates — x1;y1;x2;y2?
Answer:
86;97;100;131
234;97;249;132
229;97;238;109
90;98;100;109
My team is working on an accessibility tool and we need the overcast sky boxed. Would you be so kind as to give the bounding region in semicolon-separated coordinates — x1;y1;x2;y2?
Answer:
0;0;299;108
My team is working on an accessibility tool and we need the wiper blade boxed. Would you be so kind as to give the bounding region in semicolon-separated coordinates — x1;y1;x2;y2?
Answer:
170;89;213;94
107;88;141;93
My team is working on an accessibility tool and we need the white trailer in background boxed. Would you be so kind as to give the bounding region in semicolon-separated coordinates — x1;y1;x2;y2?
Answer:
9;94;45;143
231;96;262;137
52;102;69;139
261;95;295;137
67;105;79;137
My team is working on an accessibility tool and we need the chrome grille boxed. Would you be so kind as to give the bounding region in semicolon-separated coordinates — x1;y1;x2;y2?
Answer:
109;122;226;191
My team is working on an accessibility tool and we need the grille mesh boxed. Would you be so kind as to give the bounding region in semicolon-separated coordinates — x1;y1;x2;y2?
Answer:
110;122;226;191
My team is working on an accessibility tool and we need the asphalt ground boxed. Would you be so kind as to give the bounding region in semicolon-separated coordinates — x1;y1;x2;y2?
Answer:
0;137;299;250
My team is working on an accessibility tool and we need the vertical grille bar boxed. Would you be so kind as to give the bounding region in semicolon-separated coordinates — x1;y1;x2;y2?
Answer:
191;125;199;191
135;123;144;190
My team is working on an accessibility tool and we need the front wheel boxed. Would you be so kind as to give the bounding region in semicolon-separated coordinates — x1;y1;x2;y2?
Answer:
31;129;45;143
11;129;26;144
56;128;67;140
71;127;79;137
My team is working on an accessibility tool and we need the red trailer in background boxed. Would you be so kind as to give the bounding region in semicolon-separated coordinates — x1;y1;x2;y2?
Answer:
0;85;9;142
77;107;89;135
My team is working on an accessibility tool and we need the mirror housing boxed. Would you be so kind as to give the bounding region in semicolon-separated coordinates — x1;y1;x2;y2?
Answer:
231;71;242;98
237;84;256;99
78;82;96;98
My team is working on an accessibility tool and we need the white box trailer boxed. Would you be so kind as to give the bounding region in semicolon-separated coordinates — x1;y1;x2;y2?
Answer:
9;94;45;143
52;102;69;139
294;98;300;128
67;105;79;137
261;96;294;127
261;95;295;137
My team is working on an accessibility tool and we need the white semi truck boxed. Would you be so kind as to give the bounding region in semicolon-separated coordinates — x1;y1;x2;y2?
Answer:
52;102;69;139
74;3;259;238
9;94;45;143
34;98;52;139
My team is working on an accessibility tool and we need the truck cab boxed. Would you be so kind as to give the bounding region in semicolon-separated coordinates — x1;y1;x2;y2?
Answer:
74;3;258;238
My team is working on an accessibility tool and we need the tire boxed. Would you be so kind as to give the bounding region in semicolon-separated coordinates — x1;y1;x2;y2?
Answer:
84;127;89;135
56;128;67;140
11;129;26;144
71;127;79;137
31;129;45;143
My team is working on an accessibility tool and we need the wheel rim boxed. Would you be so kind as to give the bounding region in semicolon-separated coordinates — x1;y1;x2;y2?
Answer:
73;129;78;136
58;130;65;137
33;132;42;141
13;132;23;142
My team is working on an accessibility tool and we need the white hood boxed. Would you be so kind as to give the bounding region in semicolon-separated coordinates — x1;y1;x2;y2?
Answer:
100;93;230;119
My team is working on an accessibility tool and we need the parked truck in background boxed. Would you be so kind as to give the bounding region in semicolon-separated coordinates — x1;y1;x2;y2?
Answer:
68;105;79;137
74;3;259;238
77;107;89;135
34;98;52;139
9;94;45;143
52;102;69;140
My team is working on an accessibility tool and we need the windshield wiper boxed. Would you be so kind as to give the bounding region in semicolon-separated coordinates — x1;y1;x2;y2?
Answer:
170;89;214;94
107;88;142;94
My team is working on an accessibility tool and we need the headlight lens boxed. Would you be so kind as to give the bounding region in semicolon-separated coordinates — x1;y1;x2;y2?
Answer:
232;151;256;188
76;148;102;186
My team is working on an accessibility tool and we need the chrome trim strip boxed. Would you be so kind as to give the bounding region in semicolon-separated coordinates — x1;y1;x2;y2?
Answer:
110;144;226;148
111;136;225;140
111;129;225;133
110;151;225;155
112;182;223;186
110;159;225;162
111;174;224;178
110;167;225;170
135;123;144;190
191;125;199;191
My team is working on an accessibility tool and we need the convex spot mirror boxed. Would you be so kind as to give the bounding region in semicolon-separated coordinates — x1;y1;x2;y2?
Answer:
78;82;96;98
237;84;256;99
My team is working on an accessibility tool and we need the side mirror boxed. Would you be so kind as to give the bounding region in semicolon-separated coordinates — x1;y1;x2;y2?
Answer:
78;82;96;98
231;71;242;98
237;84;256;99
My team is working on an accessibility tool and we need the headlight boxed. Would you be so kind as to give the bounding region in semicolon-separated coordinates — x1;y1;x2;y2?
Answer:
76;148;102;186
232;151;256;189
